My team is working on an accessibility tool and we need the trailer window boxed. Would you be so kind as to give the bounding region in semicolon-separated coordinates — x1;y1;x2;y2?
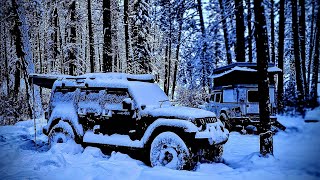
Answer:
215;93;221;102
248;90;259;102
210;94;215;101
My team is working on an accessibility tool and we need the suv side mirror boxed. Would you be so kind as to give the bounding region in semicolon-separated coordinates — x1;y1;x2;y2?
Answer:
122;98;133;110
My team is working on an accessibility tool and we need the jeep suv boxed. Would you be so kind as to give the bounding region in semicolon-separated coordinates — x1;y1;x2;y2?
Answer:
32;73;229;170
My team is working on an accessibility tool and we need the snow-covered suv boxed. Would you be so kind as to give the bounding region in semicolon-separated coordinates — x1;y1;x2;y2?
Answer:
34;73;229;170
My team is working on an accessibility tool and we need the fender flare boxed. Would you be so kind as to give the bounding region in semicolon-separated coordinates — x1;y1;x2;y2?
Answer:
220;108;229;115
43;106;84;138
140;118;198;148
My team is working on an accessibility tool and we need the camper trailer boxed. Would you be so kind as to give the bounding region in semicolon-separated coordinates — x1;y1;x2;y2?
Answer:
204;63;285;133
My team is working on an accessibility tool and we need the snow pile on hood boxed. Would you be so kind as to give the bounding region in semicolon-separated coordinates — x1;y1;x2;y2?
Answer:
144;106;216;120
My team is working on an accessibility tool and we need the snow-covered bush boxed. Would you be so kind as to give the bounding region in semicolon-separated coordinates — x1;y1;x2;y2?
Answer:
0;92;30;125
175;86;207;108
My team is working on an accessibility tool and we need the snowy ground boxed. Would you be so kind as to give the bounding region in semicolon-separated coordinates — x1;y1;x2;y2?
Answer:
0;111;320;180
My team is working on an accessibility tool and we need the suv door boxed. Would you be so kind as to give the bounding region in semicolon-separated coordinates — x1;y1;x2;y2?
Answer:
100;88;135;135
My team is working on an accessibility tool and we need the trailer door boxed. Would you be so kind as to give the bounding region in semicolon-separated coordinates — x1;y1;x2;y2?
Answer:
247;90;259;114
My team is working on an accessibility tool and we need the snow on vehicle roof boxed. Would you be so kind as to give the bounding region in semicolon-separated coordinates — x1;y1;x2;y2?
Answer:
51;73;156;89
31;73;155;89
210;66;282;79
78;73;155;82
49;73;169;109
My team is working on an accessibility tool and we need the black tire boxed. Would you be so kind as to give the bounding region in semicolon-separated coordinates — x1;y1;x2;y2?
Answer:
149;132;194;170
220;113;232;130
48;121;76;147
212;145;224;163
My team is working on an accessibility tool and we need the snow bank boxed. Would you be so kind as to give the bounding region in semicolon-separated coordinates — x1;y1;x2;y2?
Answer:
0;111;320;179
304;107;320;121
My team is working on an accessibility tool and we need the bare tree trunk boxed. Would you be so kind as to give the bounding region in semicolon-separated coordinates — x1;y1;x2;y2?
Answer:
277;0;285;114
88;0;95;73
247;0;253;63
310;6;320;108
235;0;245;62
254;0;273;156
103;0;112;72
292;0;305;115
307;0;315;98
11;0;35;118
299;0;307;98
124;0;131;72
219;0;232;64
270;0;275;64
197;0;209;88
68;1;77;75
171;30;181;99
2;24;10;95
171;1;185;99
53;6;58;70
164;44;169;95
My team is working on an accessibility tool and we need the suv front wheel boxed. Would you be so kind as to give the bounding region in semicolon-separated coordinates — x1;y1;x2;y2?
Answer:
150;132;194;170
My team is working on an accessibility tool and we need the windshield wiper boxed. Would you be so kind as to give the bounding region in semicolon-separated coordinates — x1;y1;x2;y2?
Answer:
159;100;170;108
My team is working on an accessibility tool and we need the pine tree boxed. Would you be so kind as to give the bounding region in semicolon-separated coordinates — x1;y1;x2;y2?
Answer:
88;0;95;73
254;0;273;156
131;0;152;74
310;4;320;108
246;0;253;63
219;0;232;64
277;0;286;114
103;0;112;72
235;0;245;62
292;0;305;115
299;0;307;97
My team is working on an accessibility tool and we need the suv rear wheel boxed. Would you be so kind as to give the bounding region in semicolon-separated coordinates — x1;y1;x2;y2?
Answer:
48;121;75;147
150;132;194;170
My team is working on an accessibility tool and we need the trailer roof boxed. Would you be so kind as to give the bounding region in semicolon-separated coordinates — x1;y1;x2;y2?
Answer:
212;62;281;74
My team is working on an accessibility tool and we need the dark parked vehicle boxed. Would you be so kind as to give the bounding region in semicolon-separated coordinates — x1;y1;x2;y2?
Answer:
30;73;229;170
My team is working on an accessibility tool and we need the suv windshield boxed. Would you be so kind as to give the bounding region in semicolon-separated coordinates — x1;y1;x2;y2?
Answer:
128;82;170;108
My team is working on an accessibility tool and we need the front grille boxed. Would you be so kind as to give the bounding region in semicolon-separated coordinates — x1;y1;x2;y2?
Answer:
195;117;217;127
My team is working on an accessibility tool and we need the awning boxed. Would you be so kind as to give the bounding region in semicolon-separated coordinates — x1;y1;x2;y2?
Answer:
29;73;72;89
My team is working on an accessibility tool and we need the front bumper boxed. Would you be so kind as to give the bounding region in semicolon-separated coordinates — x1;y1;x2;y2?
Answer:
194;121;229;145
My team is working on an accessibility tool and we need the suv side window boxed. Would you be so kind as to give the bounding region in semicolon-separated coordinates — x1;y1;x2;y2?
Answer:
78;88;102;113
102;88;130;110
52;88;77;106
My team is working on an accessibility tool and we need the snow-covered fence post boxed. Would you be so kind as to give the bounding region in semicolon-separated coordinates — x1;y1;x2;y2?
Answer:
260;131;273;156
